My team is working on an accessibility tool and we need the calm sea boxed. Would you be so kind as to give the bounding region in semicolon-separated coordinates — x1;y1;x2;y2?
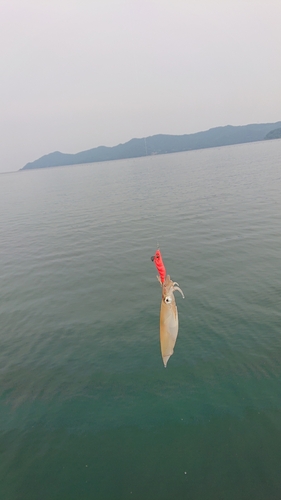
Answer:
1;140;281;499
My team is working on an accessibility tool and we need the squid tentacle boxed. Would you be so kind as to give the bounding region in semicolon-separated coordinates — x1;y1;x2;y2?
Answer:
173;285;185;299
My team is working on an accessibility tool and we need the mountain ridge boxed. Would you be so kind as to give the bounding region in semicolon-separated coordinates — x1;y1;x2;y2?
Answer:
21;121;281;170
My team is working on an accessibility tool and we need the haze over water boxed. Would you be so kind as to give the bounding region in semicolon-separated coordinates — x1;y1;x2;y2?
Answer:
1;140;281;499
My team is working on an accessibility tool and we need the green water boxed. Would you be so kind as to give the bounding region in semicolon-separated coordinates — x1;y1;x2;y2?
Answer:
1;140;281;499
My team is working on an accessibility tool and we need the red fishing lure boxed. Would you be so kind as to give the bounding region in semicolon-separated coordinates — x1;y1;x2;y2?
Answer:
151;249;166;283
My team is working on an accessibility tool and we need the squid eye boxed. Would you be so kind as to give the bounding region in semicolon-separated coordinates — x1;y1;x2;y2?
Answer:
164;296;172;304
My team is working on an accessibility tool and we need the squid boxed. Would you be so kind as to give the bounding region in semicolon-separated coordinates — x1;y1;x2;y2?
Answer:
151;249;184;367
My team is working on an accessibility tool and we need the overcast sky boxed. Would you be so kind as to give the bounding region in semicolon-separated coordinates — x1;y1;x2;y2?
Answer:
1;0;281;172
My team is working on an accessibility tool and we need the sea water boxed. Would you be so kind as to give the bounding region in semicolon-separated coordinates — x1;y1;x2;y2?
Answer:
1;140;281;499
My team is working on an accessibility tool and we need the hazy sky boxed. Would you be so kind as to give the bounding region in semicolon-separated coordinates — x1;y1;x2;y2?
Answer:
1;0;281;172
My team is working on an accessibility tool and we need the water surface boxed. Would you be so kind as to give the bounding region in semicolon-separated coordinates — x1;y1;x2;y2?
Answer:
1;140;281;499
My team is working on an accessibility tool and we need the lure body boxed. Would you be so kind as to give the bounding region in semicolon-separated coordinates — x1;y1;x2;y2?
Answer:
151;249;184;367
151;249;166;283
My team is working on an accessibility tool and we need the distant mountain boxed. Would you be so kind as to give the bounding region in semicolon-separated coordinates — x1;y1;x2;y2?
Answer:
21;121;281;170
264;127;281;140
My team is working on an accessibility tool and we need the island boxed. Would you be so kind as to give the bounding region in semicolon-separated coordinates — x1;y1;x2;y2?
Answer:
21;121;281;170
